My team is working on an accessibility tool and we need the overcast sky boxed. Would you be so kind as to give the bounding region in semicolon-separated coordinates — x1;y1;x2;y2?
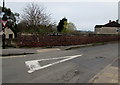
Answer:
0;0;118;31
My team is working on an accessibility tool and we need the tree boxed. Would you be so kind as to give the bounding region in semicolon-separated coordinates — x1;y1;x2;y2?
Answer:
1;6;19;49
17;20;57;33
1;7;19;37
22;3;51;26
16;20;28;33
67;22;77;32
1;6;19;28
57;17;68;33
57;18;77;33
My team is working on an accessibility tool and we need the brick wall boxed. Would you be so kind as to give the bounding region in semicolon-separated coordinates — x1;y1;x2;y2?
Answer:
17;34;119;47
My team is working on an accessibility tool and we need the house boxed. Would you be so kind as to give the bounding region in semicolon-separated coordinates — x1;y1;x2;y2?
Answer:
4;27;16;39
0;23;16;39
95;20;120;34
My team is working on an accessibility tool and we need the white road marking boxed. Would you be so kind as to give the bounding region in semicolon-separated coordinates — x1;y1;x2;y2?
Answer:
25;55;82;73
0;55;26;58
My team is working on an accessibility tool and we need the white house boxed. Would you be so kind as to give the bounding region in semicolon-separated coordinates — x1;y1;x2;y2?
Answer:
4;27;15;39
95;20;120;34
0;23;16;39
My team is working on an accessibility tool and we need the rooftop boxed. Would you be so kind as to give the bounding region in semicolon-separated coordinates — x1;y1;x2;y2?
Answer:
95;20;120;28
103;21;120;27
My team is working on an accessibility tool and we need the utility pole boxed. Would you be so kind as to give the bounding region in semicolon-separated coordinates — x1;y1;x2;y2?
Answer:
2;0;5;12
2;0;5;49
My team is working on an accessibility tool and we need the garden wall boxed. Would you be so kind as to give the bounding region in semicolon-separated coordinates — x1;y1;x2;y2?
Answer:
17;34;119;47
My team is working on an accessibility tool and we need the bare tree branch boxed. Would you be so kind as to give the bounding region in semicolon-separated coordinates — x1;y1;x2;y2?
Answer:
22;3;51;26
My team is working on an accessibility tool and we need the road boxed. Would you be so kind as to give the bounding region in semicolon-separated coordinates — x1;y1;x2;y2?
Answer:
2;42;118;83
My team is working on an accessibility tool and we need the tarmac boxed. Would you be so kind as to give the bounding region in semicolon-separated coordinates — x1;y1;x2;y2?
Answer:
1;43;119;83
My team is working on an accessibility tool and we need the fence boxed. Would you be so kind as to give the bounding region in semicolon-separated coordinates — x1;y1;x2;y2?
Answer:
5;38;18;47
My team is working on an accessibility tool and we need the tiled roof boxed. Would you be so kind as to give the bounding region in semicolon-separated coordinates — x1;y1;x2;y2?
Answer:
103;21;120;27
95;25;103;28
95;21;120;28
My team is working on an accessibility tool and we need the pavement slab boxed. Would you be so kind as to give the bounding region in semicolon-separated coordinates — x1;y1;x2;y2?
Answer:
89;64;118;83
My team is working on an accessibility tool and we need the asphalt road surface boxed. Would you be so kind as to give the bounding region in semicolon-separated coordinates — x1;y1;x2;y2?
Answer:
2;42;118;83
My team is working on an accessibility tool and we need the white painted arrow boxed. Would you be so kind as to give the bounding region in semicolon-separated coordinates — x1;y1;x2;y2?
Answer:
25;55;82;73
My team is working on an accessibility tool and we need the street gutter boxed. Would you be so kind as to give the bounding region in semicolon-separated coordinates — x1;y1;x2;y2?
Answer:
63;41;117;50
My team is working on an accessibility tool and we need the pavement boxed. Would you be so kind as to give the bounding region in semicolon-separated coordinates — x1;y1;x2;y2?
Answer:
88;57;119;83
93;65;118;83
1;48;60;56
1;42;104;56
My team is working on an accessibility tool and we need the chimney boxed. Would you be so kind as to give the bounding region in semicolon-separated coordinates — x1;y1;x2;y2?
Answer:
109;20;111;23
118;19;120;24
116;19;119;23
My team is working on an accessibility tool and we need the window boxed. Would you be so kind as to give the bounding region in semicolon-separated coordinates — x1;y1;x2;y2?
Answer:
116;29;119;32
9;34;13;38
